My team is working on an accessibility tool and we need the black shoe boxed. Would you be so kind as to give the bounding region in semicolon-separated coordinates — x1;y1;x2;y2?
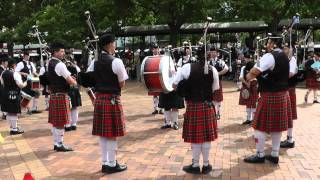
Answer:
202;164;212;174
304;96;308;104
102;162;127;174
152;110;158;115
172;123;179;130
31;110;42;114
71;125;77;131
160;124;171;129
159;110;164;114
54;145;58;150
182;164;201;174
244;155;265;164
55;144;73;152
10;128;24;135
1;115;6;120
64;126;73;132
313;100;320;104
265;155;279;164
242;120;252;125
27;111;32;115
280;139;295;148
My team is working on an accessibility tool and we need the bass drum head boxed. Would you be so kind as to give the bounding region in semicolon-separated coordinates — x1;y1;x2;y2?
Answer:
159;56;174;92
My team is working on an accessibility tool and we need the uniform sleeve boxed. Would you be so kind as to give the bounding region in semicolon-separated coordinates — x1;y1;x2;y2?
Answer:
86;60;95;72
173;63;190;85
239;66;246;79
211;66;220;91
289;56;298;75
15;62;24;72
112;58;129;82
55;62;71;79
221;60;229;71
30;62;37;74
39;67;45;75
13;72;23;86
254;53;275;72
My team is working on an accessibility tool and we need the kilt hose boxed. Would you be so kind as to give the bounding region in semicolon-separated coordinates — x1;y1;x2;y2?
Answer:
246;80;259;108
306;76;320;90
212;80;223;102
48;94;70;128
183;101;218;143
92;94;126;138
252;91;292;133
288;87;297;128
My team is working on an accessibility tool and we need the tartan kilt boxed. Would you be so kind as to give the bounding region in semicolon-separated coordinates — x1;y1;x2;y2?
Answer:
288;88;297;128
306;76;320;89
69;87;82;108
158;91;185;110
148;92;160;96
238;86;248;106
252;91;292;133
212;81;223;102
48;94;70;128
92;94;126;138
183;101;218;143
246;80;259;108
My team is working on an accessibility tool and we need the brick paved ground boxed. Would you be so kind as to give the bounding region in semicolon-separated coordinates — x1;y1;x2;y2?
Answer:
0;80;320;179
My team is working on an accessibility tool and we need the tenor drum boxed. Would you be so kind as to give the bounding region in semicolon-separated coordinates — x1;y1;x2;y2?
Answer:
141;55;175;93
31;77;40;90
20;91;32;108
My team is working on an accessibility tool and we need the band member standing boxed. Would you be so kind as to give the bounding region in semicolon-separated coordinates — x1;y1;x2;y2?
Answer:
173;46;219;174
158;64;184;130
15;51;41;114
208;47;229;119
149;43;163;115
39;59;50;110
280;45;298;148
239;53;259;125
177;47;192;68
65;58;82;131
0;54;8;120
304;52;320;103
87;34;128;173
1;58;27;135
48;43;77;152
244;35;292;164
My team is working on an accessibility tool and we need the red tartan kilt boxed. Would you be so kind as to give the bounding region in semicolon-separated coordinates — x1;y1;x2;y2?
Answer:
252;91;292;132
306;77;320;89
148;92;160;96
288;88;297;128
48;94;70;128
92;94;126;138
183;101;218;143
246;81;259;108
238;87;248;106
212;81;223;102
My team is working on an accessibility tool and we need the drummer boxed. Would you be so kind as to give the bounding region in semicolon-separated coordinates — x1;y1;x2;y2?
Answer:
149;43;163;115
1;58;27;135
158;61;184;130
15;50;41;114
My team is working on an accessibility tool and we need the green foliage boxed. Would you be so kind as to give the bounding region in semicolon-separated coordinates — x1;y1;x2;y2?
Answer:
0;0;318;47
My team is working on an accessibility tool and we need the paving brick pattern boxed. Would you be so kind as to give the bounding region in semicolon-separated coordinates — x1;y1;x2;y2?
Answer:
0;81;320;179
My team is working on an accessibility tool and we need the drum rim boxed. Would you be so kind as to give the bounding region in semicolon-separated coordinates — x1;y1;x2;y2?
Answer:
159;56;174;92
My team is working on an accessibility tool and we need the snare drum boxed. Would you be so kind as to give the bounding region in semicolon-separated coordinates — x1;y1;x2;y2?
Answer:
31;77;40;90
20;91;32;108
141;55;175;93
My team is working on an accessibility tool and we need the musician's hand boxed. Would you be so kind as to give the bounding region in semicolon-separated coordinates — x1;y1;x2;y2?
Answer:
172;83;178;90
21;72;28;77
